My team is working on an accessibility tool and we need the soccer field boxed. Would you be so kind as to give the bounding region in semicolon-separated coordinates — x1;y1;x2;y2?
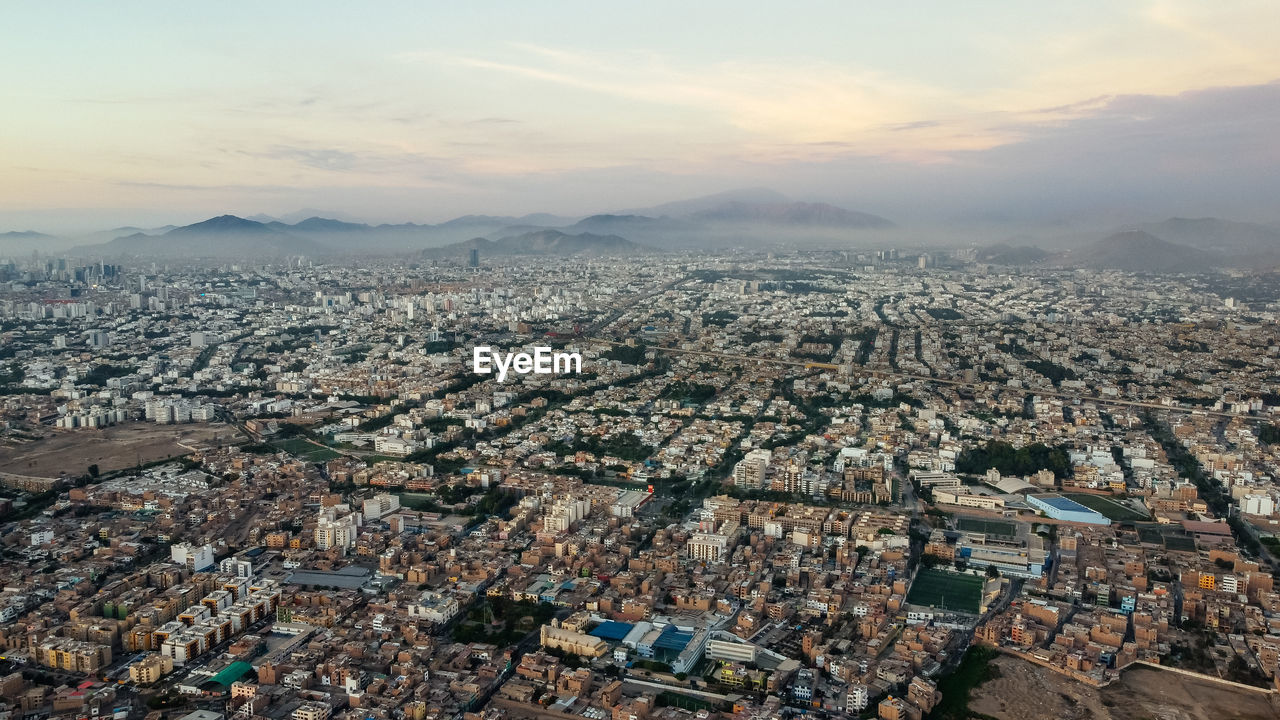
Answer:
272;436;342;462
956;517;1018;538
1063;493;1147;521
907;569;984;613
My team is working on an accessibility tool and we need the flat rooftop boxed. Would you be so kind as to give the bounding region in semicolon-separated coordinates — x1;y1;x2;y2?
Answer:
285;565;372;589
1031;494;1096;513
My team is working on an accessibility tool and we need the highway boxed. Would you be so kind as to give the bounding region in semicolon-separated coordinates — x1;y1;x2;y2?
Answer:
582;278;687;336
587;338;1263;421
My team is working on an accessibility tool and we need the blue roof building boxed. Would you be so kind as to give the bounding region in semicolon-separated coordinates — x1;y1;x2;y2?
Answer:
1027;494;1111;525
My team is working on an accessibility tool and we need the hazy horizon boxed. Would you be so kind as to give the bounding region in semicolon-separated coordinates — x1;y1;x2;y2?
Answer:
3;2;1280;235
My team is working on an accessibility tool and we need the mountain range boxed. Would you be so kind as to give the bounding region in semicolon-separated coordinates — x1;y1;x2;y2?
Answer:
1132;217;1280;254
0;230;60;254
5;189;1280;265
1051;231;1218;273
981;222;1280;273
33;189;899;258
424;230;650;259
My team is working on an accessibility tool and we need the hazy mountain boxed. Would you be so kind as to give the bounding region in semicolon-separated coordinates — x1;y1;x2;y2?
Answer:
437;213;577;229
618;187;790;217
568;214;697;236
615;188;891;228
1056;230;1219;273
976;243;1050;265
592;189;897;249
1;230;58;241
66;225;175;249
0;230;69;254
274;213;575;250
689;200;892;228
284;217;370;233
514;213;580;226
249;208;367;225
82;215;325;258
71;213;582;256
246;215;546;251
425;230;650;259
110;224;175;235
288;218;433;250
43;189;900;257
1135;217;1280;253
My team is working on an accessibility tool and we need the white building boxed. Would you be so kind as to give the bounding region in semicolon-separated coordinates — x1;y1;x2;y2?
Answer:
219;558;254;578
687;532;729;563
362;493;401;520
733;449;771;488
171;543;215;571
933;488;1006;510
407;590;461;624
373;436;416;456
846;685;870;712
543;498;591;533
707;638;757;663
1240;493;1275;517
314;505;361;551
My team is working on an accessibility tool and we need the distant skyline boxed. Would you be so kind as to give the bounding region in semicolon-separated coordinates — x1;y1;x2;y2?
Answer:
2;2;1279;233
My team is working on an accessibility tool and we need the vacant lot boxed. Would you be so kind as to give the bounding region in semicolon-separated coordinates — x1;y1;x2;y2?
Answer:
1064;492;1149;521
969;655;1280;720
906;569;984;613
0;423;242;478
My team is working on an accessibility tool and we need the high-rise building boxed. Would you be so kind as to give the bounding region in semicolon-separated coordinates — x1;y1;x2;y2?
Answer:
468;248;480;268
733;449;771;488
687;532;729;563
362;493;401;519
315;505;361;550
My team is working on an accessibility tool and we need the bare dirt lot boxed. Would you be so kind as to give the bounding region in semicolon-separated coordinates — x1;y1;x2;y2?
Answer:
969;655;1280;720
0;423;243;478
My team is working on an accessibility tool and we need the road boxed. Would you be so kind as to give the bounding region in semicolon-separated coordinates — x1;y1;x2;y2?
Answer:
584;278;686;336
621;676;736;702
588;338;1263;421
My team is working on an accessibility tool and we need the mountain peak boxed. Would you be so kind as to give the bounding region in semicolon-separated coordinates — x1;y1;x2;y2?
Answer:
177;215;273;233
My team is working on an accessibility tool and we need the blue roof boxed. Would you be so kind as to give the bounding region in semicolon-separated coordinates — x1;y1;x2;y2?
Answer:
589;621;633;641
1035;495;1095;513
654;625;693;651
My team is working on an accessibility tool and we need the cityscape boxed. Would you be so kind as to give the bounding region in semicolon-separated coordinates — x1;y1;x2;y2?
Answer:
4;3;1280;720
1;249;1279;719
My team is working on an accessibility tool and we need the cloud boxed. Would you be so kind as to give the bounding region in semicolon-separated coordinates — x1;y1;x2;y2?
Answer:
885;120;941;132
259;146;361;172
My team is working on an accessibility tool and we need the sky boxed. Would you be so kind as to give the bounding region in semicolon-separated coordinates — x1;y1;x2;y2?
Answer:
2;1;1279;233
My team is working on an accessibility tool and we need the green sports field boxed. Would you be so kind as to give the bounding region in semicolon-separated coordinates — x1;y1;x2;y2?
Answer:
955;516;1018;538
907;569;984;613
271;436;342;462
1063;493;1148;521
